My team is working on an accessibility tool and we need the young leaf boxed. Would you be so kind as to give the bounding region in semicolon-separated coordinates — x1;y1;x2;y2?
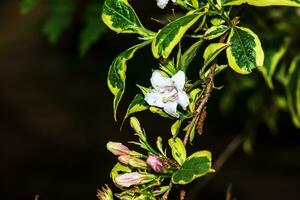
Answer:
20;0;39;14
202;43;229;72
259;38;290;89
107;41;151;121
79;3;106;57
102;0;152;37
168;138;186;165
172;150;214;184
181;39;203;71
176;0;199;9
226;26;264;74
204;25;228;40
42;0;75;44
221;0;300;7
152;11;205;59
189;88;202;112
171;119;183;137
286;55;300;128
124;94;149;120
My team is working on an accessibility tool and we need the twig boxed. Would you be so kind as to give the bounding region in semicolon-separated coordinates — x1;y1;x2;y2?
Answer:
183;32;229;146
34;194;39;200
180;190;186;200
226;184;232;200
180;32;229;200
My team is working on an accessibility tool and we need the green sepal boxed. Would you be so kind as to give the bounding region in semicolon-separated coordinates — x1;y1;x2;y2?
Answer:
107;41;151;121
221;0;300;7
259;37;291;89
149;107;173;119
152;10;206;59
172;150;214;185
102;0;152;37
204;25;229;40
168;138;186;165
226;26;264;74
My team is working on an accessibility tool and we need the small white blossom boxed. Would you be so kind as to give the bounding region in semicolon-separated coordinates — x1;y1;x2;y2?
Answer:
156;0;176;9
145;70;189;118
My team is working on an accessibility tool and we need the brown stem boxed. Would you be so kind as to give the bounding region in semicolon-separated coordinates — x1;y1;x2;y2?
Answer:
180;32;229;199
180;190;186;200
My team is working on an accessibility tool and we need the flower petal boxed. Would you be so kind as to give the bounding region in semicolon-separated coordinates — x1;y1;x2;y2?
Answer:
177;90;189;110
145;91;165;108
164;101;179;118
156;0;169;9
171;70;186;90
150;71;173;90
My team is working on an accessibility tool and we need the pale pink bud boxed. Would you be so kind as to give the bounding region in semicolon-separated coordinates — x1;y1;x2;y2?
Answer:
146;155;164;173
118;155;131;165
106;142;129;156
115;172;156;187
118;155;148;169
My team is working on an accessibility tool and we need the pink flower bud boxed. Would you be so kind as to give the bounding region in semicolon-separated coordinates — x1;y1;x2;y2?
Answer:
107;142;129;156
118;155;148;169
115;172;156;188
118;155;131;165
146;155;164;173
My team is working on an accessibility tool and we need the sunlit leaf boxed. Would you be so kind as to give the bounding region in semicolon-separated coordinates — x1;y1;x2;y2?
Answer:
226;26;264;74
107;41;151;121
172;150;214;184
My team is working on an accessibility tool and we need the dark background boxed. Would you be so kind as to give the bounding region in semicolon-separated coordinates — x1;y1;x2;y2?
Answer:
1;1;300;200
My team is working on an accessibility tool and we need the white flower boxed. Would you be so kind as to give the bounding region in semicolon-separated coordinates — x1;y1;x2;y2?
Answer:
156;0;176;9
145;70;189;118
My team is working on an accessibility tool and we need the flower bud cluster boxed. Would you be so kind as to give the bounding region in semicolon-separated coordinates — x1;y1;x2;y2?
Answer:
106;142;167;188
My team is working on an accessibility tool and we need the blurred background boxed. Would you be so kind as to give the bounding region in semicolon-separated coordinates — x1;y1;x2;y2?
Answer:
1;0;300;199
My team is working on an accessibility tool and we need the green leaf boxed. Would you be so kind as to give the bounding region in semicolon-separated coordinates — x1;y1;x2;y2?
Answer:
226;26;264;74
221;0;300;7
181;40;204;71
172;150;214;184
259;38;291;89
79;3;106;57
286;55;300;128
204;25;228;40
152;11;205;59
168;138;186;165
42;0;75;44
102;0;152;37
176;0;199;9
20;0;39;14
189;88;201;112
107;41;151;121
124;94;148;120
171;119;183;137
210;18;225;26
202;43;229;72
